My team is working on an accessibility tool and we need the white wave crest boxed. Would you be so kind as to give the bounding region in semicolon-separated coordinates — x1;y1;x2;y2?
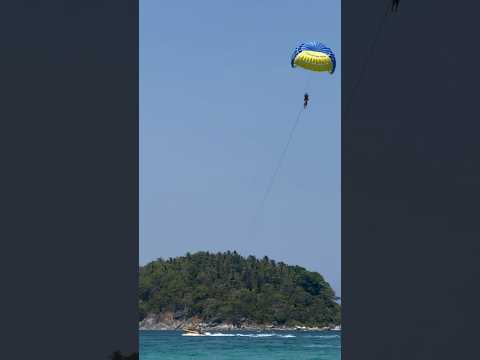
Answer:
306;335;340;339
204;333;296;338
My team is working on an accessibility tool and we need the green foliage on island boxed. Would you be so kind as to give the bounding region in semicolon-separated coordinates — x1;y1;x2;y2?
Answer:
139;251;340;327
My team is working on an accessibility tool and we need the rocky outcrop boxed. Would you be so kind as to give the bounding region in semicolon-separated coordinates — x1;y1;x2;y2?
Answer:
139;311;194;330
139;312;341;331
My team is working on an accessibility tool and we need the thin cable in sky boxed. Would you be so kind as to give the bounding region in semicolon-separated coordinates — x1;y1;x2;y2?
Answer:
249;106;305;239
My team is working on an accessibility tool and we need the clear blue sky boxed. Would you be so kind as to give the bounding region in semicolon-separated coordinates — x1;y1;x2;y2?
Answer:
140;0;341;296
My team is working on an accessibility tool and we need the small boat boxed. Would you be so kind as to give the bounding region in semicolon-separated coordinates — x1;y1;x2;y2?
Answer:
182;327;206;336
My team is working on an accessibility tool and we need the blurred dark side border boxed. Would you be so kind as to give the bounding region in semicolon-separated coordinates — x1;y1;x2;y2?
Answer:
1;1;138;359
342;0;480;359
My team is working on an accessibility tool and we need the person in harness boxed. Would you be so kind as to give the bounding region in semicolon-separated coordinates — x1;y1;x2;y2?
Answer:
304;93;309;108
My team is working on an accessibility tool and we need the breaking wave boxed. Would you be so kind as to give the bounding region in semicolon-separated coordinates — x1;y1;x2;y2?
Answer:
204;332;296;338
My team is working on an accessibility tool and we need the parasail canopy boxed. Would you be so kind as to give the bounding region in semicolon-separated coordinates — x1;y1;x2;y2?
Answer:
290;41;336;74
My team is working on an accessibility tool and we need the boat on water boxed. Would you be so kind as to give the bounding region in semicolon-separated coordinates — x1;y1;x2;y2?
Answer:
182;327;207;336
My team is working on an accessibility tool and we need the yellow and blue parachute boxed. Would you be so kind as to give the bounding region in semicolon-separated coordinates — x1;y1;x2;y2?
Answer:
290;41;336;74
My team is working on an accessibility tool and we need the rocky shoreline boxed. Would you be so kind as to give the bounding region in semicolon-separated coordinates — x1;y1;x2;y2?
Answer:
139;312;341;332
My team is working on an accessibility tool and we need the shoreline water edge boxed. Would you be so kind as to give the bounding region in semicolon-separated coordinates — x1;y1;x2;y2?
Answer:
140;313;341;332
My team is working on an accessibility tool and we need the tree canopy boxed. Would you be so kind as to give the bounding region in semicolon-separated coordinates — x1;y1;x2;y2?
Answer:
139;251;340;327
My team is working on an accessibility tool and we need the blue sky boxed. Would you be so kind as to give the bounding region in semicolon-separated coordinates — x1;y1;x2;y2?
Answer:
140;0;341;295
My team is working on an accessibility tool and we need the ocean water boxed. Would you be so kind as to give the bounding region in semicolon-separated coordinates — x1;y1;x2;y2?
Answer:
140;330;341;360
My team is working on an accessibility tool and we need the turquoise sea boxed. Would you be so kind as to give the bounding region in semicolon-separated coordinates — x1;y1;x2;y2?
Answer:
140;330;341;360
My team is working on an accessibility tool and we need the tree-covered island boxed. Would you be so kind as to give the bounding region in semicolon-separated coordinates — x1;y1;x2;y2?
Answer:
139;251;340;330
